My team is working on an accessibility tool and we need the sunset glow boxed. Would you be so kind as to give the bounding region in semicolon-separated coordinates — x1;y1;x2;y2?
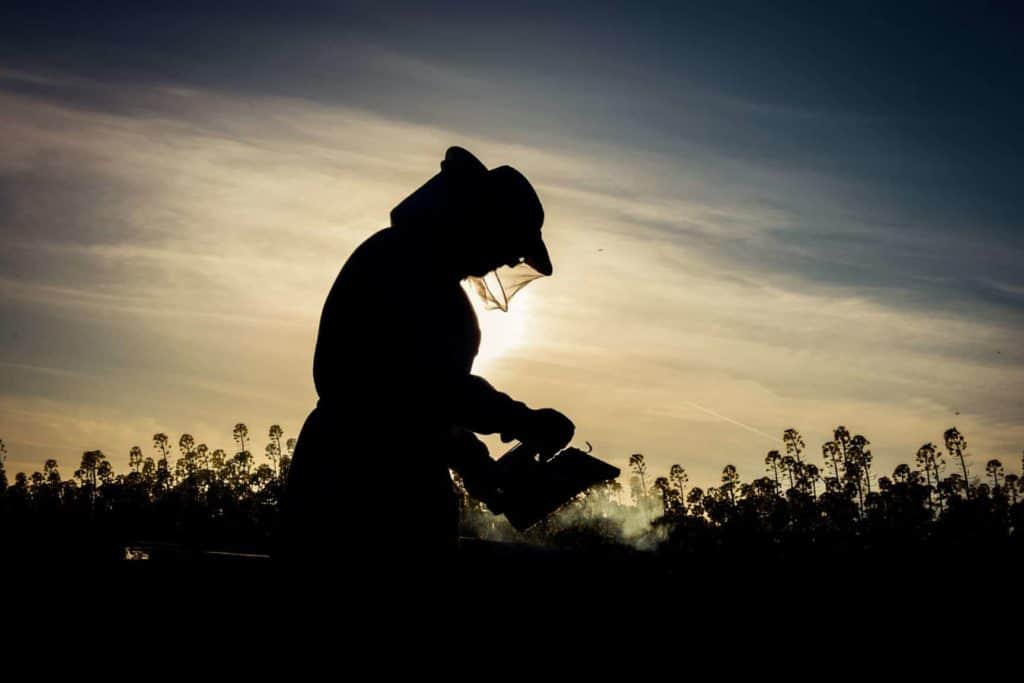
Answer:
1;2;1021;492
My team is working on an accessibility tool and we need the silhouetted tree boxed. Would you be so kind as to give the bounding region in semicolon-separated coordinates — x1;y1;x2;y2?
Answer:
231;424;253;491
781;455;796;491
210;449;226;478
233;423;249;454
251;464;275;491
721;465;739;506
834;426;852;466
938;473;966;503
804;463;821;497
281;438;296;480
178;434;198;479
44;459;60;487
153;433;171;490
783;428;805;465
822;440;842;490
765;450;783;495
985;460;1004;491
268;425;284;474
944;427;970;498
915;443;942;513
264;443;278;472
686;487;705;518
850;434;873;495
669;463;688;512
77;450;106;489
129;446;143;474
97;459;113;486
196;443;209;471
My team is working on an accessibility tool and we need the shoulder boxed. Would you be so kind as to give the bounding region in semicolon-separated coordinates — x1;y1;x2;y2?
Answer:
332;228;408;284
346;227;398;266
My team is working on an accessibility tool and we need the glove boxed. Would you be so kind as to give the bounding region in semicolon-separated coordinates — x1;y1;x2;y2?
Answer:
500;407;575;461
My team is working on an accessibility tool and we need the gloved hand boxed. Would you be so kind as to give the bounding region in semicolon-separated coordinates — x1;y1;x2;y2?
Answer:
501;407;575;460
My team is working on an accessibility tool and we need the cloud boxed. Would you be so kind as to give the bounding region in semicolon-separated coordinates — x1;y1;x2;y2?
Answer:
0;64;1021;487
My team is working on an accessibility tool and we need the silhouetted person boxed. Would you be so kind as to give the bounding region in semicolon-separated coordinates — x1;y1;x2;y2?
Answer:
281;147;574;568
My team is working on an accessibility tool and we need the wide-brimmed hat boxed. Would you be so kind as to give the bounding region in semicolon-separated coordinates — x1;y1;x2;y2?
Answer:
438;146;552;276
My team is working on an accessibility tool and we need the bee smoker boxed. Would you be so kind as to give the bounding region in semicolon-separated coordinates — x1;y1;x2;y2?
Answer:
491;442;620;531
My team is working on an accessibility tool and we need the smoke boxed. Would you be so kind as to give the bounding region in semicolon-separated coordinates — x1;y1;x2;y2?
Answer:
459;484;667;552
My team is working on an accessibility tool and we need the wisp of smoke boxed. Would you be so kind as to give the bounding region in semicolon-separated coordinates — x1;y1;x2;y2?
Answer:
459;483;666;552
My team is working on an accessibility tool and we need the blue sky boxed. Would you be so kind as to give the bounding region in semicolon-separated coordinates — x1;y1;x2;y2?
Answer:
1;1;1021;485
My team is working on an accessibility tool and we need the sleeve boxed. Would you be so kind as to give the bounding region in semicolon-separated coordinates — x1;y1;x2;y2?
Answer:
450;374;531;436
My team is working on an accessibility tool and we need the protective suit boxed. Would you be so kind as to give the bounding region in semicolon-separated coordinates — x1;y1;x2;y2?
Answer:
281;147;573;565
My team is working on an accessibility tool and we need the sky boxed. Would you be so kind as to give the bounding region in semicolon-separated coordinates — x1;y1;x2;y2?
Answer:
1;1;1022;488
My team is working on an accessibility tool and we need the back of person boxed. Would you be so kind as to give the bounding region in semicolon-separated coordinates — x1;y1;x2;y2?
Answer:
282;227;471;564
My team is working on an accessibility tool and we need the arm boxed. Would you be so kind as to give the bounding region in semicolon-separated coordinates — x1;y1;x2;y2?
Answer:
450;374;531;436
450;374;575;459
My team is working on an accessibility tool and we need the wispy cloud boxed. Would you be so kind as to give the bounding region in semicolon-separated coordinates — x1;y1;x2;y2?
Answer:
0;26;1021;487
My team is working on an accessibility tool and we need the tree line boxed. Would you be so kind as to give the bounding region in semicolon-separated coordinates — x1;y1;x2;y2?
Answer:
457;425;1024;561
1;424;1022;561
0;424;293;558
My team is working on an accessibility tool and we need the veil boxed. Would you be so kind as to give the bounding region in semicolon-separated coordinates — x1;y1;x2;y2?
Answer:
465;262;545;312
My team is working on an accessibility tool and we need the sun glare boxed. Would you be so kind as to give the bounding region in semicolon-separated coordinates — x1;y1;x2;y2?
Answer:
466;282;533;372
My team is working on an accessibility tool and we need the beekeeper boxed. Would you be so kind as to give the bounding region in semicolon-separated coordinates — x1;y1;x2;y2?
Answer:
281;146;575;563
